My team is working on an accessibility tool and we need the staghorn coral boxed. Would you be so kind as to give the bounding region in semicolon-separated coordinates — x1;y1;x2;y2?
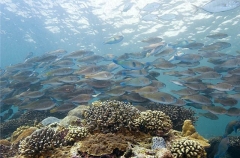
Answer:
65;126;88;143
170;139;206;158
84;100;140;133
18;127;67;157
146;103;197;131
133;110;172;136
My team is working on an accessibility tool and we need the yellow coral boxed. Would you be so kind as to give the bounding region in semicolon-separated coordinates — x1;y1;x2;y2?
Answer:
181;120;210;148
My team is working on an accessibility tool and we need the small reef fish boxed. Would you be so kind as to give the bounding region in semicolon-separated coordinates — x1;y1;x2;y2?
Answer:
207;83;234;91
226;107;240;116
141;37;162;43
214;137;229;158
207;33;228;39
214;97;238;107
120;77;152;87
140;92;176;104
65;50;94;59
104;35;124;44
113;59;147;70
46;49;67;56
194;0;240;13
181;94;212;105
122;69;149;77
19;99;56;111
84;71;114;80
172;53;203;63
224;119;240;136
133;86;158;94
50;102;76;113
202;105;227;115
199;112;219;120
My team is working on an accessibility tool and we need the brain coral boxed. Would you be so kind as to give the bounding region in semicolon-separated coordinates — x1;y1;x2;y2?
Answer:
84;100;140;133
133;110;172;136
19;127;67;157
170;139;206;158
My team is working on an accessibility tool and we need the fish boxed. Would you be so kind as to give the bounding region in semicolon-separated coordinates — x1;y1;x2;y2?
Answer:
199;112;219;120
16;91;45;99
104;35;124;44
121;93;149;103
122;2;134;12
189;66;214;74
77;55;105;64
133;86;158;94
19;98;56;111
113;59;147;70
224;119;240;136
65;50;94;59
226;107;240;116
24;52;34;62
169;40;196;48
194;0;240;13
154;48;176;57
50;102;76;113
199;42;231;52
202;105;227;115
84;71;114;80
141;2;161;12
120;77;152;87
182;42;204;50
67;94;93;104
58;75;80;83
46;49;67;56
207;83;234;91
105;86;126;97
172;53;203;63
184;83;207;91
122;69;149;77
171;88;198;96
74;65;105;75
214;137;229;158
207;33;228;39
152;58;176;70
214;98;238;107
141;37;162;43
196;71;222;80
46;67;74;76
181;94;212;105
140;92;176;104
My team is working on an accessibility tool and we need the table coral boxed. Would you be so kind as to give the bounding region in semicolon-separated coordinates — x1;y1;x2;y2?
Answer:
84;100;140;133
133;110;172;136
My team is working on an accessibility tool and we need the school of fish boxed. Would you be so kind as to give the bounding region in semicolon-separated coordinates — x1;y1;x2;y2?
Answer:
0;31;240;123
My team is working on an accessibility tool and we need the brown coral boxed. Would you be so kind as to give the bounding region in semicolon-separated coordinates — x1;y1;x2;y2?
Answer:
170;139;206;158
133;110;172;136
65;126;88;143
146;103;197;131
18;127;67;157
84;100;140;133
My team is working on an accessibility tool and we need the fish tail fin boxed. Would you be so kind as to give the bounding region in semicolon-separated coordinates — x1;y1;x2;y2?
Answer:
112;59;118;64
120;82;126;87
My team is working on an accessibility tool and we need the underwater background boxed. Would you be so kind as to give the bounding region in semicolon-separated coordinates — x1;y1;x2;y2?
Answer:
0;0;240;157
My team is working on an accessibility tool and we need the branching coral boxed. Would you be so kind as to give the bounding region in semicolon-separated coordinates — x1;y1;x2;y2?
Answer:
133;110;172;136
65;126;88;143
84;100;140;133
145;103;197;131
170;139;206;158
18;127;67;157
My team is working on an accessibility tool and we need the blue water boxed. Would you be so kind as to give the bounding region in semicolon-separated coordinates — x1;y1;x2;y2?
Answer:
1;0;240;139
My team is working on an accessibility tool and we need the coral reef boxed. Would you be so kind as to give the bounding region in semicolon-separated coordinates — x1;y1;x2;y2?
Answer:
84;100;140;133
170;139;206;158
18;127;67;157
67;105;89;118
77;130;151;157
133;110;172;136
65;126;88;143
146;103;197;131
0;111;48;139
